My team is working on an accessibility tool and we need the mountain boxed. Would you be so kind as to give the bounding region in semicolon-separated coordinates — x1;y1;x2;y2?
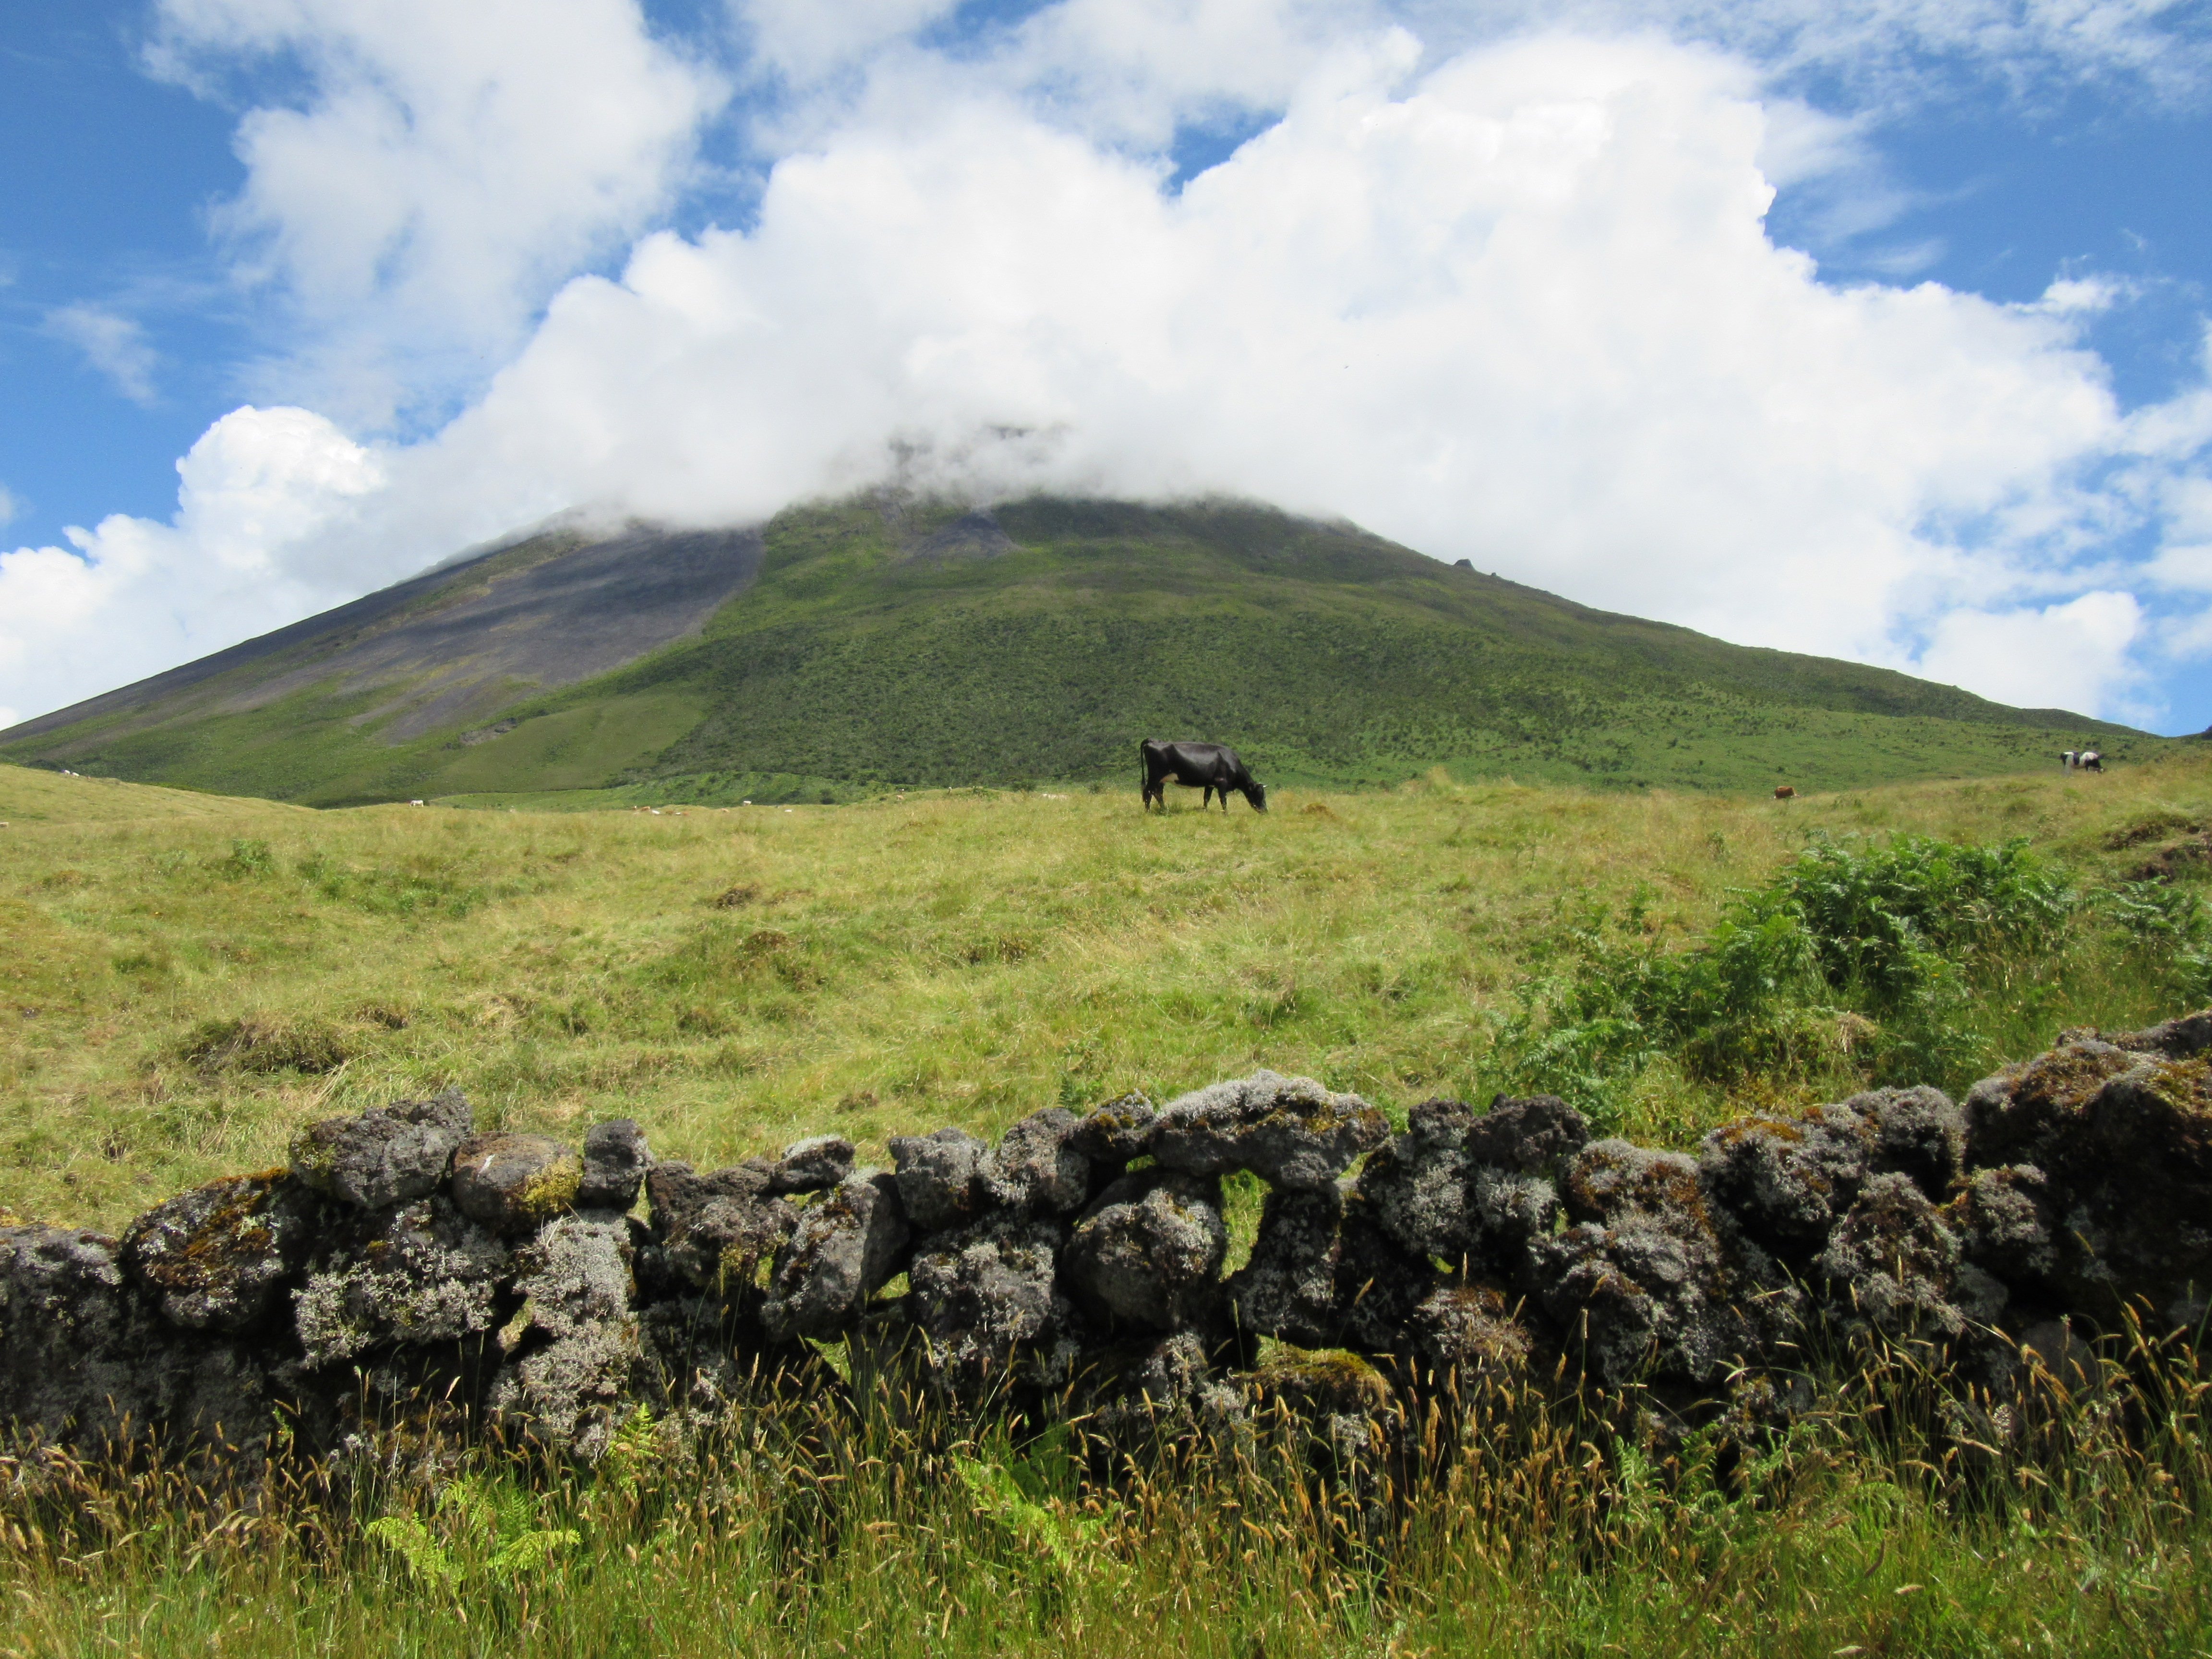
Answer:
0;495;2151;805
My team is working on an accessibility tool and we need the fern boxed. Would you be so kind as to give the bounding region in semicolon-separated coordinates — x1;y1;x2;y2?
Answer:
364;1515;455;1587
954;1455;1106;1580
365;1472;579;1593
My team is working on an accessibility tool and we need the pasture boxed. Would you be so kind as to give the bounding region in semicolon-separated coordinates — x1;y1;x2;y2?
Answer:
3;756;2211;1657
4;753;2209;1232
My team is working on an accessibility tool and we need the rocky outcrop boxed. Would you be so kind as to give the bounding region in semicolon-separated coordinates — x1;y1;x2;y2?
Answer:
4;1032;2209;1474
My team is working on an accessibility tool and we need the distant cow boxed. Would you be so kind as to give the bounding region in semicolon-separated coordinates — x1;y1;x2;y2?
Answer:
2080;749;2104;773
1141;740;1267;813
1773;785;1795;801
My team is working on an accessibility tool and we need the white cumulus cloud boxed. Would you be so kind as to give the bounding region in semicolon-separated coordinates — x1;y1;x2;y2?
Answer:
149;0;727;426
6;0;2211;733
386;33;2154;674
1915;590;2148;720
0;407;385;722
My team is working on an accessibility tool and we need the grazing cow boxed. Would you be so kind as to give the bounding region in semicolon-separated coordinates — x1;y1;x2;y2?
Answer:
1773;785;1796;801
2080;749;2104;773
1141;740;1267;813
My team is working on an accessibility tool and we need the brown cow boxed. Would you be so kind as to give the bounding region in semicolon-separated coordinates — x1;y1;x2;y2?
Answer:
1774;785;1796;801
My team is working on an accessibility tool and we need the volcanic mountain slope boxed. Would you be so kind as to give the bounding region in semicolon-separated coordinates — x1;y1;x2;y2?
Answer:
1;495;2150;805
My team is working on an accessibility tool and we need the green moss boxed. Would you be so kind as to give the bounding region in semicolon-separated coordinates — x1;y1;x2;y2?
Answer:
515;1155;582;1219
1250;1344;1392;1413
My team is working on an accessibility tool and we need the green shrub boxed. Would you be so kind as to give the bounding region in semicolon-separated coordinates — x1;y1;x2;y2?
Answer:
1494;833;2093;1120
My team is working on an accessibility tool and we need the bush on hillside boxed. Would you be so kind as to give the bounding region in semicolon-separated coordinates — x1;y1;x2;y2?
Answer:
1491;833;2117;1123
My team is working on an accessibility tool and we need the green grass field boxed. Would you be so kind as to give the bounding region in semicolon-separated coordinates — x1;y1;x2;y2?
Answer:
4;755;2211;1656
5;752;2209;1234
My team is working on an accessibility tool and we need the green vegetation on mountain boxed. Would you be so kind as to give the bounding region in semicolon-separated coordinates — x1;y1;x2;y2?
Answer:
2;497;2154;805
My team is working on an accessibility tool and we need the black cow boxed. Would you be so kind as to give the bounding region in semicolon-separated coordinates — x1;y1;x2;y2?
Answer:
1141;740;1267;813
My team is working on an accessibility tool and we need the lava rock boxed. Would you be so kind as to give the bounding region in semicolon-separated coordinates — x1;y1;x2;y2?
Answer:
1815;1172;1986;1343
0;1225;168;1447
1227;1183;1433;1352
1964;1037;2212;1326
1069;1094;1157;1163
1698;1086;1964;1259
907;1213;1067;1393
1463;1094;1593;1171
1404;1281;1539;1385
1950;1164;2061;1297
1062;1169;1227;1331
769;1134;855;1195
1077;1330;1245;1447
123;1170;320;1333
1150;1070;1388;1190
488;1214;642;1460
450;1133;583;1236
1534;1140;1803;1387
889;1128;990;1232
761;1172;912;1341
981;1108;1090;1214
293;1194;511;1367
645;1162;796;1294
1246;1345;1397;1476
577;1119;653;1211
1358;1095;1582;1269
289;1088;472;1210
2114;1010;2212;1060
1963;1037;2141;1171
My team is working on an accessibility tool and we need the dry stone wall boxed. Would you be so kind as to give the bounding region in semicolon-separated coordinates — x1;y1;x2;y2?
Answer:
4;1023;2210;1471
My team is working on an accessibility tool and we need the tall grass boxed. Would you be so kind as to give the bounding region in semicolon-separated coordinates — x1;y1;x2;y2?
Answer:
2;1318;2205;1656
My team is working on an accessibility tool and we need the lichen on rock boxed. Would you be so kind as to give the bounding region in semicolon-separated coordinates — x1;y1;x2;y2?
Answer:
123;1169;319;1333
1150;1070;1388;1190
289;1088;472;1210
760;1171;911;1341
450;1132;583;1236
1064;1169;1228;1331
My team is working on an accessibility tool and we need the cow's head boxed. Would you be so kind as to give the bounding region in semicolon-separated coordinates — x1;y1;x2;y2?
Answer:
1246;779;1268;811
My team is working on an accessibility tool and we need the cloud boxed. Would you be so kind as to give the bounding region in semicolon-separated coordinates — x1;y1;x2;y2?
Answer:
1404;0;2212;107
8;2;2212;733
148;0;728;427
378;36;2150;673
0;407;385;722
47;305;160;406
0;485;19;529
1914;590;2147;717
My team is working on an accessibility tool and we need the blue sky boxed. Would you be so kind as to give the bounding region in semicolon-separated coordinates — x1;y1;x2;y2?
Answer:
3;0;2211;732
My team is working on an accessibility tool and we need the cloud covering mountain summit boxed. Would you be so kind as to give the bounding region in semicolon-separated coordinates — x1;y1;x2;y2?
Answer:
3;0;2210;729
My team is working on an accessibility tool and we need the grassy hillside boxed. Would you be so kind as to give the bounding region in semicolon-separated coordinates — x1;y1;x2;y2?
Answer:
2;497;2155;806
7;751;2212;1234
